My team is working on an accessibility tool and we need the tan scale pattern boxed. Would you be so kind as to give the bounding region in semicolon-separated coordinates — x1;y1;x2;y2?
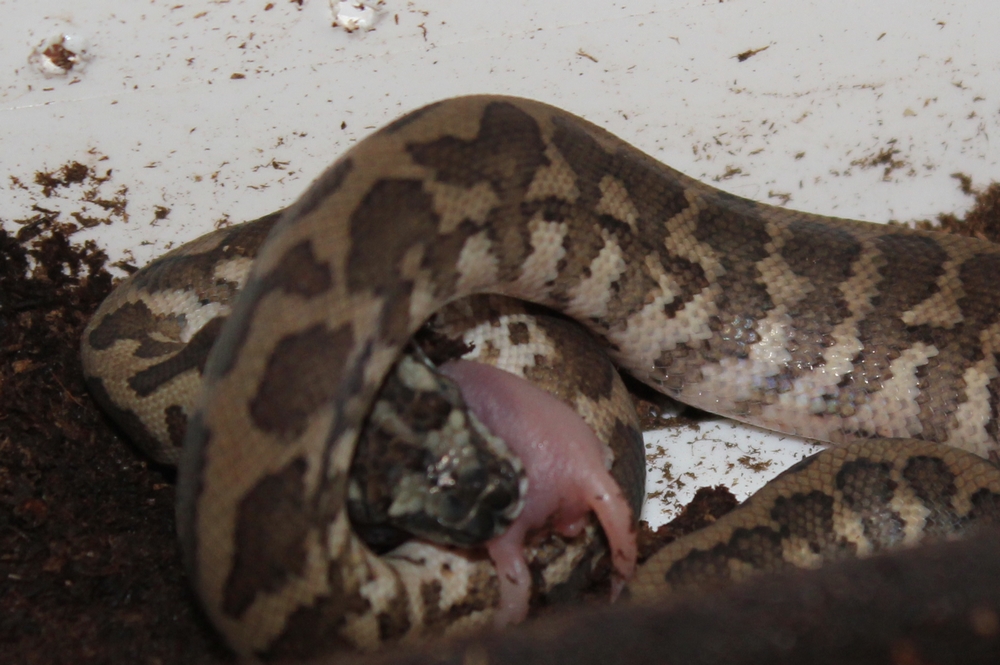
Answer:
631;439;1000;601
80;96;1000;660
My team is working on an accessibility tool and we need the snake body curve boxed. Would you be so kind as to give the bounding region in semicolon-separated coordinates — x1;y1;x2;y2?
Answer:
81;96;1000;659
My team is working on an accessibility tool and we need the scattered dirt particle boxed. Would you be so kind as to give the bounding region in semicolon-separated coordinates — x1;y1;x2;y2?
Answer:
735;44;770;62
850;140;909;180
33;161;93;196
714;166;743;182
153;205;172;222
737;455;772;473
768;190;792;206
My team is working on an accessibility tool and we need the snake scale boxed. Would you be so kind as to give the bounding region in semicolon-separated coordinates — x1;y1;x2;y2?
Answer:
81;95;1000;661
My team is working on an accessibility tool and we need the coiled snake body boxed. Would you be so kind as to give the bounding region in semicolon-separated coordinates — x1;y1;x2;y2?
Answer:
81;96;1000;660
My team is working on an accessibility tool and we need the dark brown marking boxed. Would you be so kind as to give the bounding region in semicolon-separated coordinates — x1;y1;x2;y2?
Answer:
507;321;530;345
87;300;183;358
164;404;187;450
345;178;437;342
901;456;957;501
408;102;549;282
607;418;646;518
260;559;370;659
957;252;1000;446
521;315;616;403
664;526;789;592
831;234;953;434
901;456;962;539
548;115;709;323
776;219;863;384
836;458;905;549
769;491;847;560
129;213;279;301
260;240;333;298
989;372;1000;445
222;457;313;618
957;253;1000;329
249;324;354;438
380;367;454;433
409;101;545;191
781;219;861;284
969;488;1000;525
127;316;226;397
692;194;775;363
418;567;498;636
377;587;412;643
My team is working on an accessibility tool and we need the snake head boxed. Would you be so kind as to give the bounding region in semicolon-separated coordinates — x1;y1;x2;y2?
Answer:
347;354;527;551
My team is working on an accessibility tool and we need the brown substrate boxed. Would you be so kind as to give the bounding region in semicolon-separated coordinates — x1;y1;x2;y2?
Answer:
0;217;232;665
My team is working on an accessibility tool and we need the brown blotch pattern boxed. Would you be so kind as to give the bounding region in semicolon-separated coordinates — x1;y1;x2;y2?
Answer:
376;587;412;643
663;526;789;592
607;418;646;518
127;315;226;397
249;324;355;438
969;488;1000;524
836;458;905;549
521;315;616;404
260;240;333;298
87;300;183;358
769;490;846;559
418;568;497;635
692;194;775;362
548;114;709;322
164;404;187;451
222;457;313;618
507;320;530;345
989;371;1000;444
261;561;370;660
408;102;549;282
835;234;950;431
958;253;1000;441
129;213;279;301
776;219;862;383
345;179;438;341
901;455;960;537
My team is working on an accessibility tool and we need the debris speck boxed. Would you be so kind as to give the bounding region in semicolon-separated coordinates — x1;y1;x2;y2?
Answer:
29;34;92;78
735;44;770;62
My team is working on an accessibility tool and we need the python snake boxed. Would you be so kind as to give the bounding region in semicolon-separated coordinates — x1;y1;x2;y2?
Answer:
81;96;1000;660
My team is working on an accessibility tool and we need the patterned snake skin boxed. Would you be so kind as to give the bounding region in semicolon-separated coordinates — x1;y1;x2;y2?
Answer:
80;96;1000;660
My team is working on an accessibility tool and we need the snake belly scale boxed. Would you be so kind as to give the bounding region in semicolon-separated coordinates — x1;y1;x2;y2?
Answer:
80;95;1000;659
